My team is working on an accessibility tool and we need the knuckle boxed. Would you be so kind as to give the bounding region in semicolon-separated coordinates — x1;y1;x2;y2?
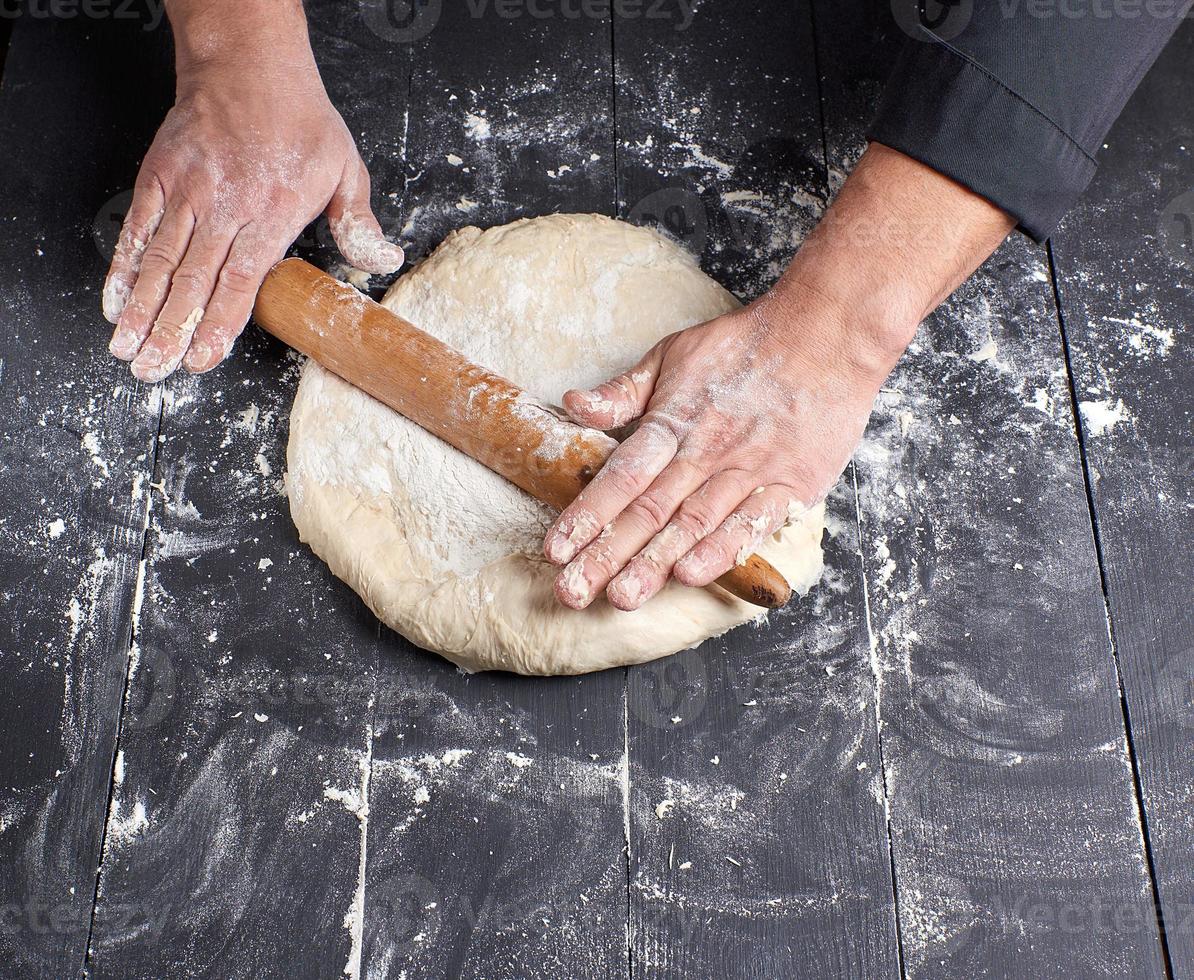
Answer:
630;548;666;577
582;540;620;580
150;315;190;344
268;184;303;212
672;503;715;541
133;168;166;199
218;262;262;296
141;239;184;271
704;538;735;569
169;264;214;295
640;413;683;445
597;464;643;501
623;492;672;532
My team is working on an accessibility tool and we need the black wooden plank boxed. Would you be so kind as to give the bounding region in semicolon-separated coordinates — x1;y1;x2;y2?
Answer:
812;1;1168;975
0;10;170;977
0;12;12;80
613;4;900;976
358;5;630;978
82;4;408;977
1049;19;1194;976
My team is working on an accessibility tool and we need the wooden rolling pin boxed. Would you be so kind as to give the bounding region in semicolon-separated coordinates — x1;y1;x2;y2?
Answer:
253;258;792;609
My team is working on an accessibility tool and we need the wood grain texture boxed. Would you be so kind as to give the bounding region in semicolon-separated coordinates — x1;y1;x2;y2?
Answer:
356;4;631;977
0;1;1187;977
84;4;407;976
1049;19;1194;977
0;11;171;977
614;3;900;976
812;1;1169;975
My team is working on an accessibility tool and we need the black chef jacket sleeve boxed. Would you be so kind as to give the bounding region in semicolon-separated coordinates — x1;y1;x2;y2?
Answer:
868;2;1191;240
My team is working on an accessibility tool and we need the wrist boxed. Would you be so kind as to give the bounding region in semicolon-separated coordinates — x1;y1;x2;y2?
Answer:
755;278;914;387
761;142;1014;378
168;0;319;89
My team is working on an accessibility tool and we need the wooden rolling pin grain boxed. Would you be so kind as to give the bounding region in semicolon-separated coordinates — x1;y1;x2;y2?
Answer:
254;258;792;609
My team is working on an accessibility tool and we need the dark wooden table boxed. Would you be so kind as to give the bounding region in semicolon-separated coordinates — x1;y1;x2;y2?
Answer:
0;2;1190;977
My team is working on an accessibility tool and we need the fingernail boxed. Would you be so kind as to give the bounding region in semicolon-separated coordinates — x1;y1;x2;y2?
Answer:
131;345;172;383
109;327;141;360
381;241;406;271
545;527;575;565
556;558;594;609
183;341;212;374
134;345;163;370
333;211;406;274
674;553;705;583
609;569;651;611
102;279;130;324
546;511;600;564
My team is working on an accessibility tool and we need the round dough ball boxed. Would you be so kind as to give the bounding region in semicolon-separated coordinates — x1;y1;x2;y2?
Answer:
286;214;824;675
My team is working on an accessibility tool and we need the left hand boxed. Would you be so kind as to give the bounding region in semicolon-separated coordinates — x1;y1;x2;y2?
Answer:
543;289;897;611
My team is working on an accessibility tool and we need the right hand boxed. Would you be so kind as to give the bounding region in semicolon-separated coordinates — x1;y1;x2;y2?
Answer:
102;60;404;382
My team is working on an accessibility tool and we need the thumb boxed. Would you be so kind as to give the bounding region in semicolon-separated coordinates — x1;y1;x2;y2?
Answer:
562;345;663;430
326;163;405;274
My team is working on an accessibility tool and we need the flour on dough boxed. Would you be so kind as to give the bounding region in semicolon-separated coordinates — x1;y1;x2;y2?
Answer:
286;214;825;675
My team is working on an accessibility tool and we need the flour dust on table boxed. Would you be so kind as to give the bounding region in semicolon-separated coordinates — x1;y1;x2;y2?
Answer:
286;214;825;674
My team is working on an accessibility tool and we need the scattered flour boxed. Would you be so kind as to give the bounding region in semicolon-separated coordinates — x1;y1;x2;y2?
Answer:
465;112;491;141
1079;398;1131;436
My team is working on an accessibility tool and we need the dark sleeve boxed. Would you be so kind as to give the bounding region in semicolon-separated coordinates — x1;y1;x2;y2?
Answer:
868;1;1190;240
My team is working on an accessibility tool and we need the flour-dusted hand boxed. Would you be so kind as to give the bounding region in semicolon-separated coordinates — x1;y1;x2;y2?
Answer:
543;291;888;611
544;143;1016;610
102;0;404;383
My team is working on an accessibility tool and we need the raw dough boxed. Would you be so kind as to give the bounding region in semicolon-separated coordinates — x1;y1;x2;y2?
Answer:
286;214;824;675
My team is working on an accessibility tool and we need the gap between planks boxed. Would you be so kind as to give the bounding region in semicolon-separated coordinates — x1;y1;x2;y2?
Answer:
1046;240;1176;980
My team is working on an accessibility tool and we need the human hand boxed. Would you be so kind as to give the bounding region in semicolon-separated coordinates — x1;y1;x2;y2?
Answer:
102;45;403;382
543;142;1015;611
542;291;896;611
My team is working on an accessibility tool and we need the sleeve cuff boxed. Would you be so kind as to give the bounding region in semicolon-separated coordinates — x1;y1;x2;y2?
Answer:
867;34;1098;242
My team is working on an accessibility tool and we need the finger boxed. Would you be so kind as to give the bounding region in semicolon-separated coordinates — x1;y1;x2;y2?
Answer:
326;162;405;274
109;203;195;362
130;225;235;383
102;176;165;323
606;470;754;611
543;420;677;566
674;485;796;588
184;224;289;374
561;345;663;431
553;454;708;610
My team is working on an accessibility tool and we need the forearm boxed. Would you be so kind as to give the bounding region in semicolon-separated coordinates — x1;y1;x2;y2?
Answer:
166;0;318;84
766;142;1016;377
